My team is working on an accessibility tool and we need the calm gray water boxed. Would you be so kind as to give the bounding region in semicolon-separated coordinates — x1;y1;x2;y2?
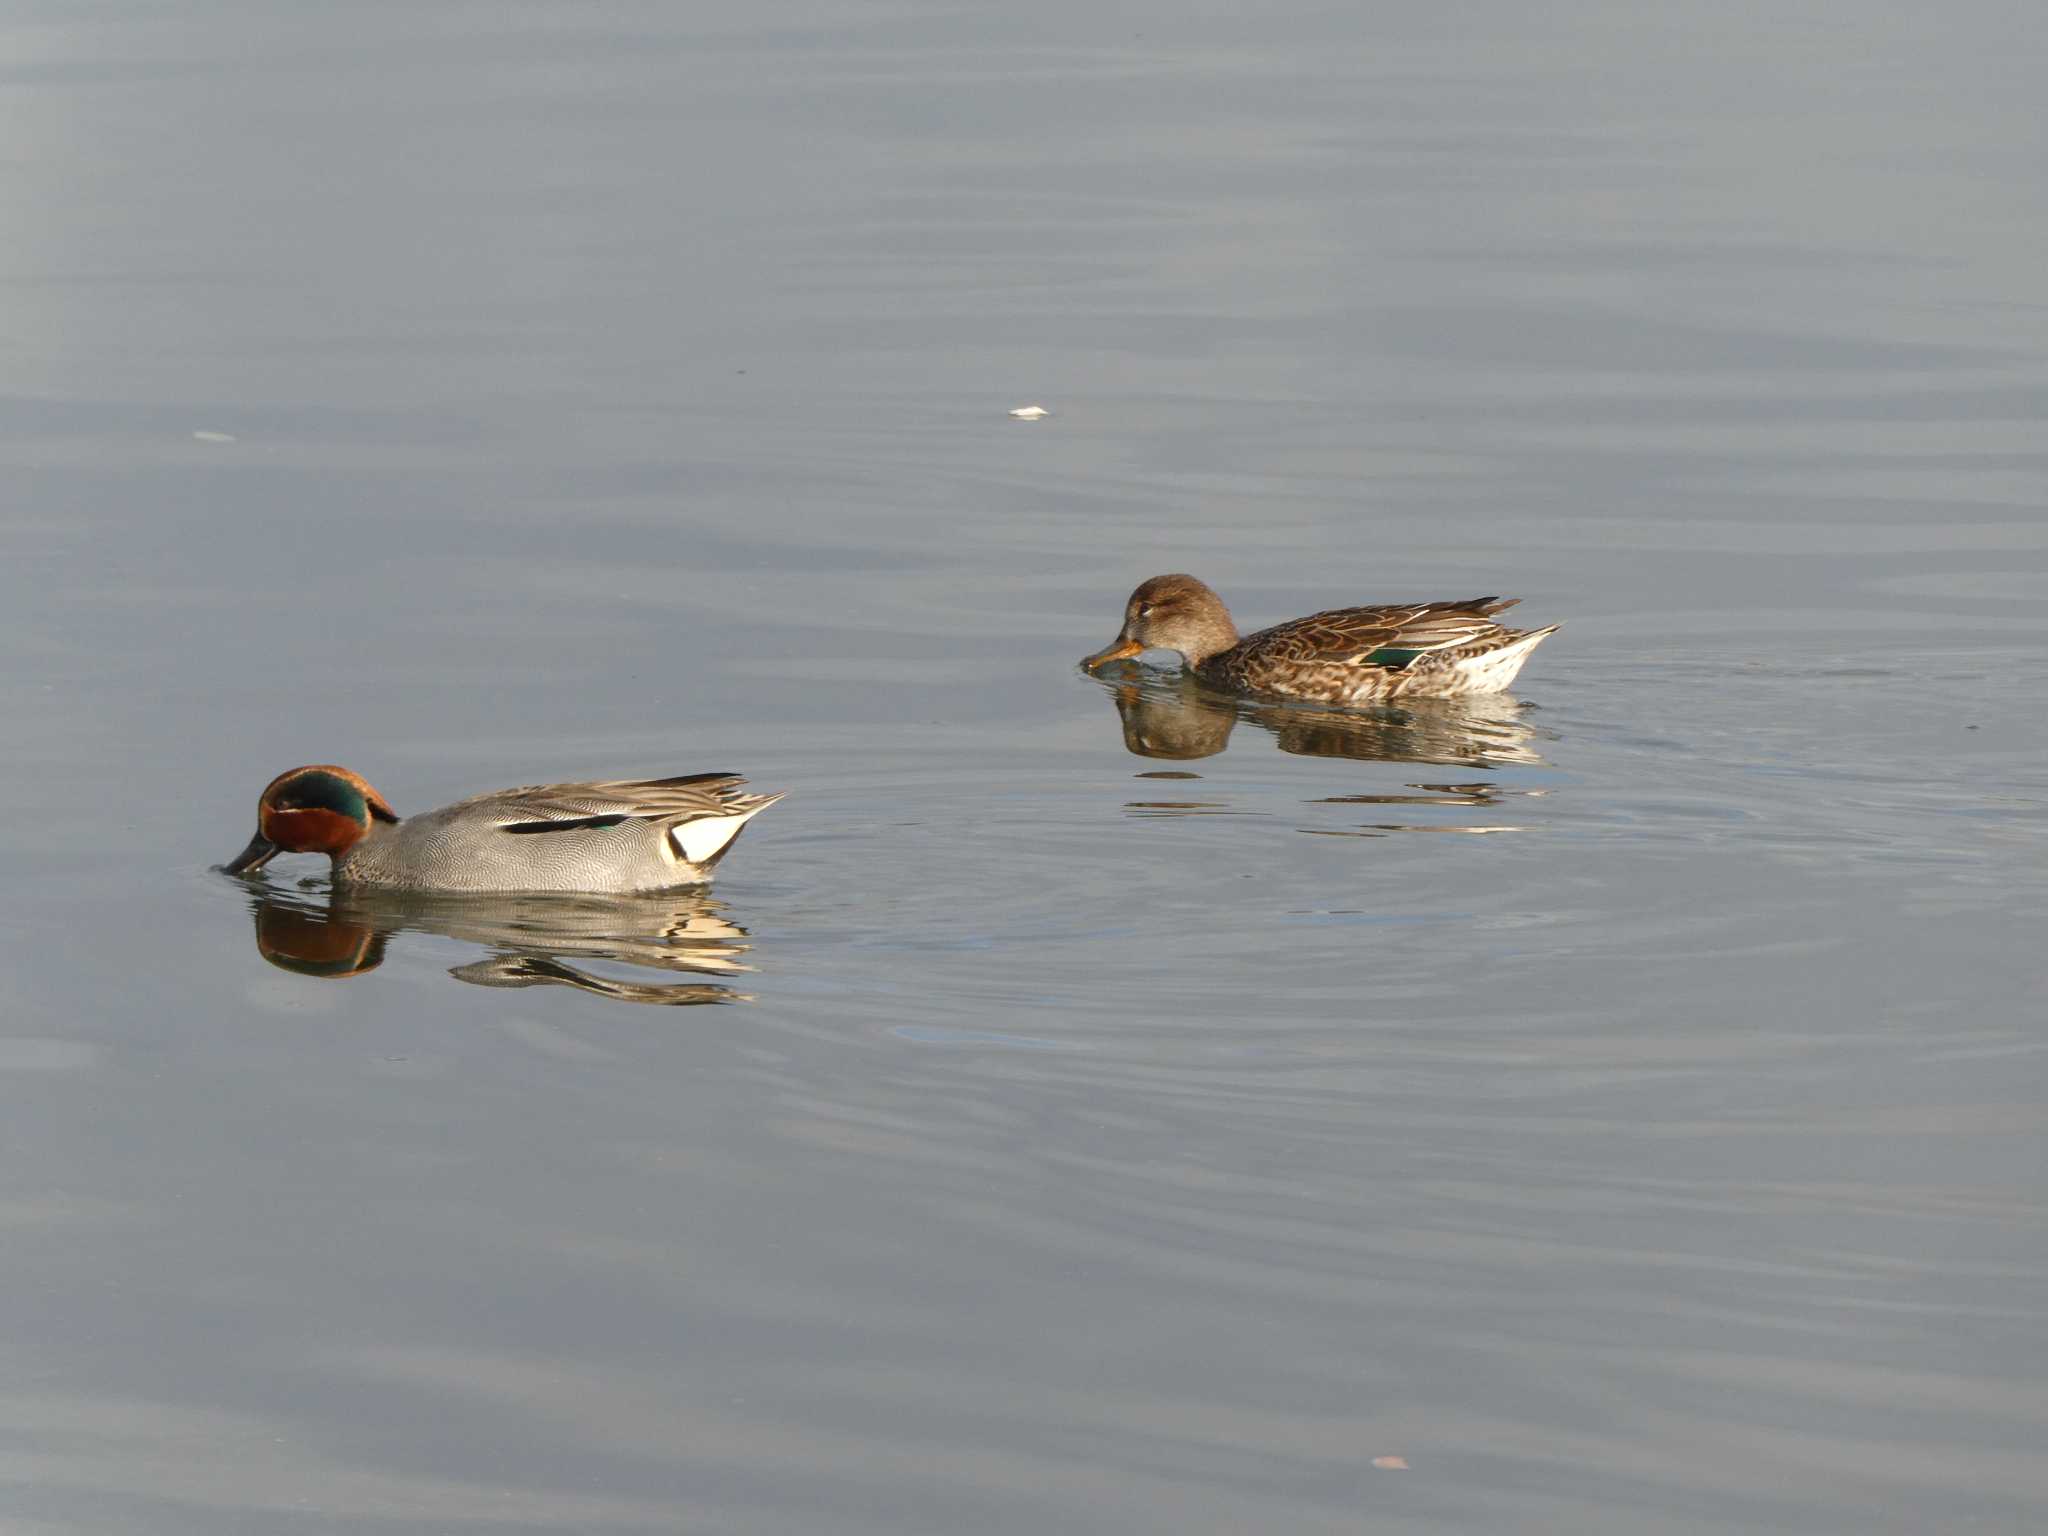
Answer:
4;3;2046;1531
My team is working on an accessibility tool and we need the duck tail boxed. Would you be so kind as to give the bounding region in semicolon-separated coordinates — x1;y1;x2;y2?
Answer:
1495;623;1559;659
670;791;785;869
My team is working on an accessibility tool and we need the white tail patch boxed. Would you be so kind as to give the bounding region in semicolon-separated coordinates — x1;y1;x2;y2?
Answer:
1455;626;1558;692
671;810;759;868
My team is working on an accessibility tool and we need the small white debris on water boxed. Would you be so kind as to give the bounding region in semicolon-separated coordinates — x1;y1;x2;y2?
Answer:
1008;404;1050;420
191;430;237;443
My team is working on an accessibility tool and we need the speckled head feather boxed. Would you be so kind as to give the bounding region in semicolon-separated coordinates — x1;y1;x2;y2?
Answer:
1082;574;1243;669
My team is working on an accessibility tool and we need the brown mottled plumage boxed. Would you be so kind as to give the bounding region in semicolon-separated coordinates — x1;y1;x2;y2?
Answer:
1081;574;1557;703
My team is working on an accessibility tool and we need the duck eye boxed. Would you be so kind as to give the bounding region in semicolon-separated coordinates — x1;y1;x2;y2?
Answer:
1136;603;1153;618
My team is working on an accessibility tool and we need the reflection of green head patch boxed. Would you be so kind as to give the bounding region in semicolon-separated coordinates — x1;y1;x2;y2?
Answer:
276;770;369;823
1364;647;1422;669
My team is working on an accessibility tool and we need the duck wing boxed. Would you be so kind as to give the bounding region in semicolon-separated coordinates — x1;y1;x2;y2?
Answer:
1245;597;1523;666
445;773;780;834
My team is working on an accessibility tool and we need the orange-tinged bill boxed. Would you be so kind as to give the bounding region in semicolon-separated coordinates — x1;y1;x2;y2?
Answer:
1081;637;1144;669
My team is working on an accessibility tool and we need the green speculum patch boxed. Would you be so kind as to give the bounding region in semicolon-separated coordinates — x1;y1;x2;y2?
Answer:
1363;647;1422;668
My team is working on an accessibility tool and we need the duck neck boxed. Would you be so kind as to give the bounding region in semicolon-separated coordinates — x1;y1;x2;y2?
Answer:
331;815;395;876
1178;618;1239;670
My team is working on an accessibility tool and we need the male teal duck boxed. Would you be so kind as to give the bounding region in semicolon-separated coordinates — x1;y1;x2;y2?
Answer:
222;765;782;893
1082;573;1557;704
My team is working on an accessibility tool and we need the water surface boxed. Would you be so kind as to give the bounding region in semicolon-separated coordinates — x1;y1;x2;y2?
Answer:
3;2;2046;1532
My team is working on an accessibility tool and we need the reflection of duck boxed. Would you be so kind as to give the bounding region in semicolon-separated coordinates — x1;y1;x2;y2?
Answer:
1096;665;1546;768
247;884;756;1006
1082;574;1557;702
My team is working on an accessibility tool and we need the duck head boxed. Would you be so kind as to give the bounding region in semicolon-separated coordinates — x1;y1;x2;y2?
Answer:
1081;573;1241;670
222;764;400;875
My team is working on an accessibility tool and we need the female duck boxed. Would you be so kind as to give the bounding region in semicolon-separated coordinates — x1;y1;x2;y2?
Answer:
1082;573;1556;704
222;765;781;893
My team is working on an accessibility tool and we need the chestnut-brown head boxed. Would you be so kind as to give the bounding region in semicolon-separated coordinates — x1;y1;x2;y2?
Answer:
222;765;399;876
1081;574;1240;670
